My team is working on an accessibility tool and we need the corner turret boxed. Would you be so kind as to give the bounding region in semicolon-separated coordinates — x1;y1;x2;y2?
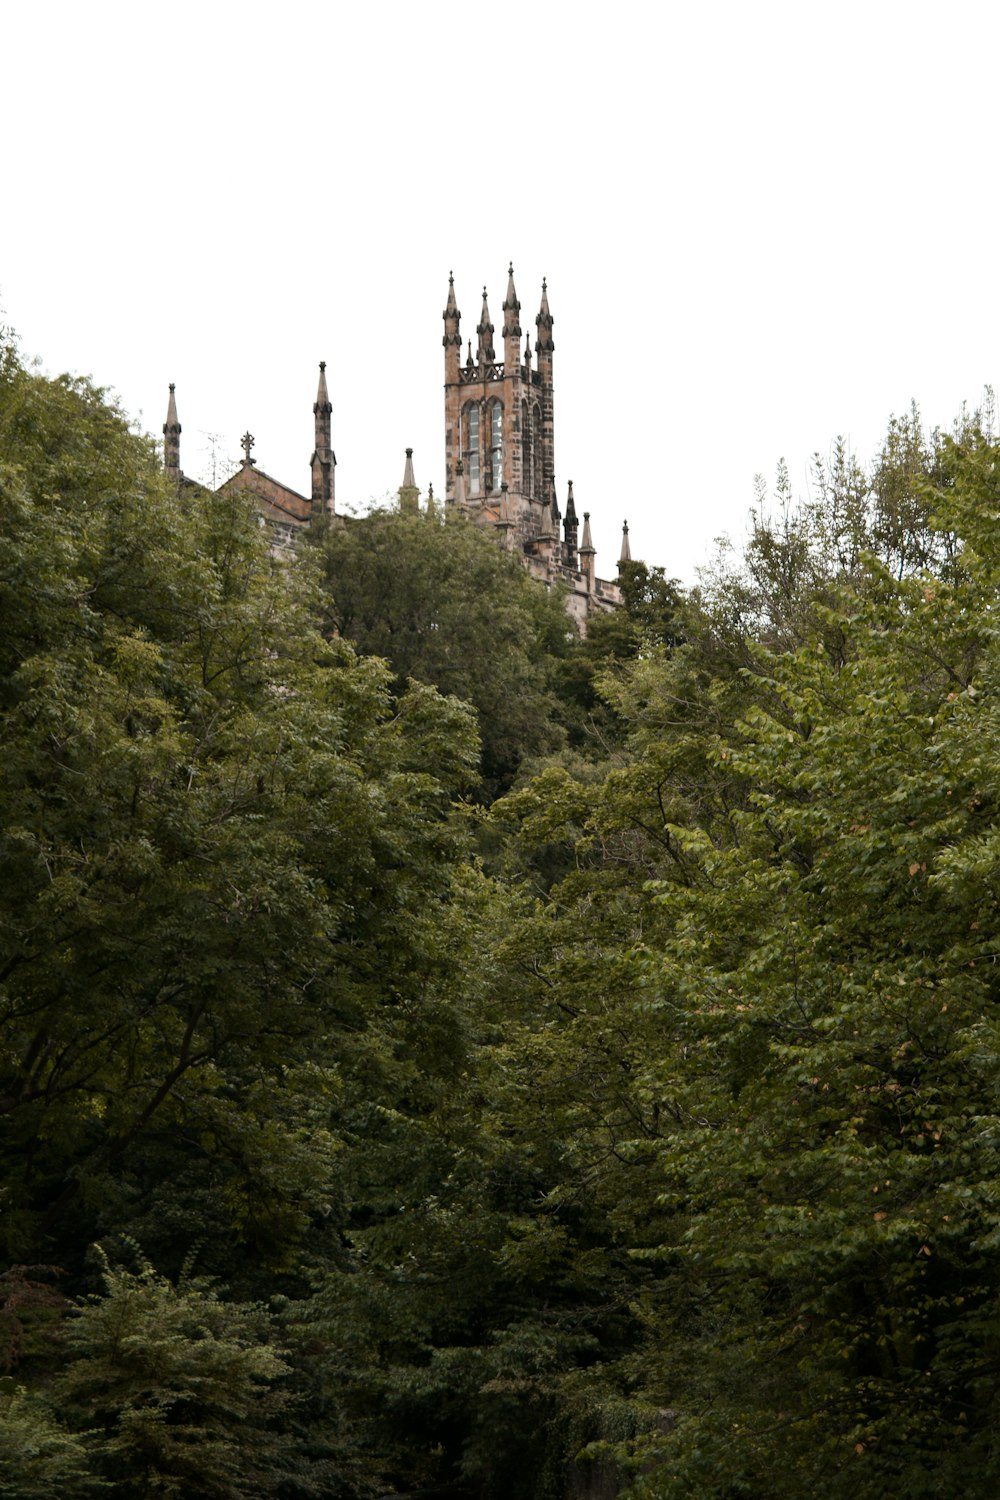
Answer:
443;272;461;385
535;278;554;373
502;263;521;368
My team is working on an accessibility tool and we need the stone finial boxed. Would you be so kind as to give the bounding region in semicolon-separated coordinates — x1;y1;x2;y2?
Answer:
241;431;256;467
580;511;595;554
619;519;632;564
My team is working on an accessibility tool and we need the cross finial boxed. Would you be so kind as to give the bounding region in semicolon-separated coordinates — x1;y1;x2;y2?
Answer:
241;431;255;466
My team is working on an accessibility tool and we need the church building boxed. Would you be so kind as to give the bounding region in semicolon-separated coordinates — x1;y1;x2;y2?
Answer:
163;269;629;627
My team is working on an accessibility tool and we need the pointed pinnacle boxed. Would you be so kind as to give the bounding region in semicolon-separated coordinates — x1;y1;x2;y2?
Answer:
315;361;331;413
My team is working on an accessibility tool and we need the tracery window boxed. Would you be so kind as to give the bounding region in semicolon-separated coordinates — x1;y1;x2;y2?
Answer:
466;404;481;494
489;402;503;493
521;400;532;497
532;403;543;502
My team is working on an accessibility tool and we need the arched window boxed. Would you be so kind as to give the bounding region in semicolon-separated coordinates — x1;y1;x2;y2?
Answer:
521;400;531;497
465;404;481;495
489;402;503;493
532;403;544;502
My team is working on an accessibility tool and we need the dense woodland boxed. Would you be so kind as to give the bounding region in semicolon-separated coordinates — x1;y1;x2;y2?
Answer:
5;330;1000;1498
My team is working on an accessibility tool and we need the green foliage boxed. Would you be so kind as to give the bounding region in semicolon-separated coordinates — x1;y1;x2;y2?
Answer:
0;1383;99;1497
54;1246;301;1498
13;321;1000;1497
307;507;569;797
587;429;1000;1497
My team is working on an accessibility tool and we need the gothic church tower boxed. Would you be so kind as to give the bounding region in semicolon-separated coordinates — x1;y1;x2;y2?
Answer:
443;267;556;545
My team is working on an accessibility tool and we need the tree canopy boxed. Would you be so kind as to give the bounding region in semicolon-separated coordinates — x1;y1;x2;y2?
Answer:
7;329;1000;1498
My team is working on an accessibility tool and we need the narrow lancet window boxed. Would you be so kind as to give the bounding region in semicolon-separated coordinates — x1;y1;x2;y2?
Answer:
490;403;503;493
467;405;481;495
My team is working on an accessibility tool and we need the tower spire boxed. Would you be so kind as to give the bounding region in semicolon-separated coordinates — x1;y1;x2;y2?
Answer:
502;262;521;359
579;509;596;595
563;478;578;567
163;383;181;484
477;287;495;365
399;447;419;514
311;361;336;514
537;488;556;560
619;519;632;565
535;280;555;499
535;278;554;357
443;271;461;385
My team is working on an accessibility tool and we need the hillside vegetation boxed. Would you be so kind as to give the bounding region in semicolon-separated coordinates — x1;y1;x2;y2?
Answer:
4;336;1000;1499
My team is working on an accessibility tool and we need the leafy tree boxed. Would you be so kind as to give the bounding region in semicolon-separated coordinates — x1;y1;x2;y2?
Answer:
0;1383;99;1498
0;347;479;1300
584;428;1000;1498
547;560;685;756
308;507;570;798
55;1247;296;1498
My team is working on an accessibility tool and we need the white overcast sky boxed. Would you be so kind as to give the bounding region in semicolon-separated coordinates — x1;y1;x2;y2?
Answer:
5;0;999;586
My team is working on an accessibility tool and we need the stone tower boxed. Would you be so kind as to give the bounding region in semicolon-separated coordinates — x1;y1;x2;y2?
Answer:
443;267;555;543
